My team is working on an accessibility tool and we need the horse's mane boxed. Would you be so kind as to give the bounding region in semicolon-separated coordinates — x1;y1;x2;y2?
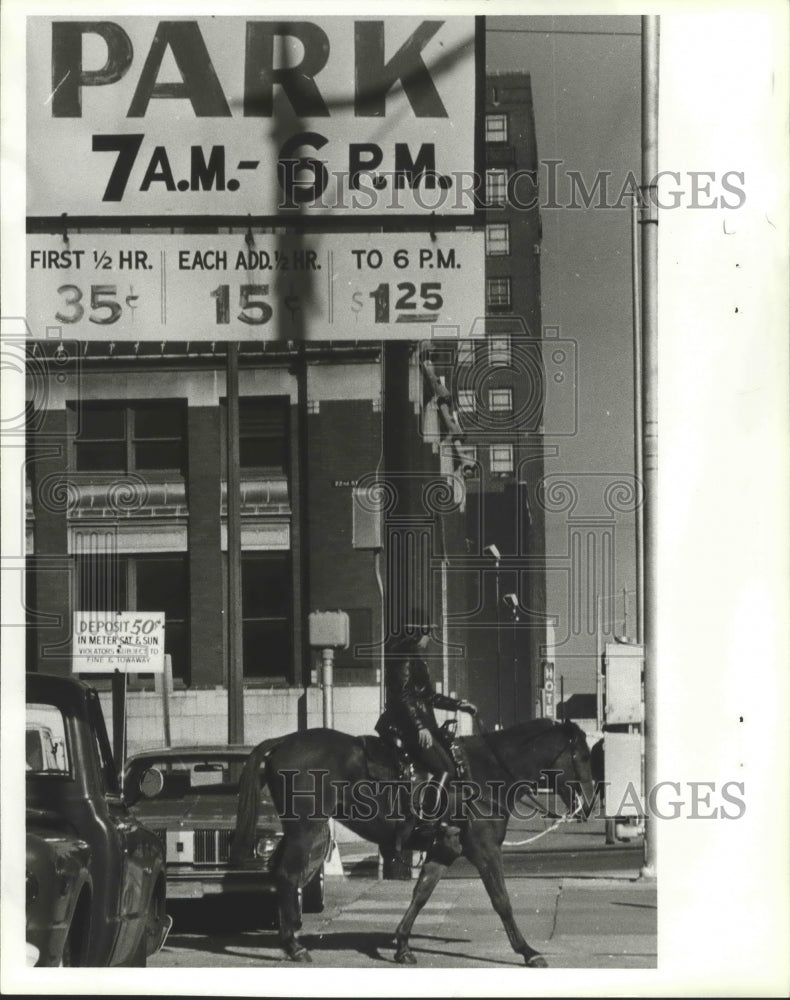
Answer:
481;717;584;751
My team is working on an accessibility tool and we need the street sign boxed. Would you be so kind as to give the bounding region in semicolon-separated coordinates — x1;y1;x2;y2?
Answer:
72;610;165;673
27;16;478;218
27;231;484;340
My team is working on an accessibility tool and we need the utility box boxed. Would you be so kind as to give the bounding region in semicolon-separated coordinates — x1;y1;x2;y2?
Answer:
604;642;643;724
603;731;644;818
308;611;350;649
352;488;383;549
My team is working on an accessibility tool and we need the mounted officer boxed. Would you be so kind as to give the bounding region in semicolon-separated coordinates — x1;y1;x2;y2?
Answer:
376;622;477;796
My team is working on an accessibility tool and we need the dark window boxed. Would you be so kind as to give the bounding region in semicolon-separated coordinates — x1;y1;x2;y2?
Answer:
241;553;292;680
238;398;289;473
136;558;189;682
71;401;186;475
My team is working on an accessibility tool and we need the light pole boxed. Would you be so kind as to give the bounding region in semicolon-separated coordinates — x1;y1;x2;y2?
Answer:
485;544;502;727
504;593;519;725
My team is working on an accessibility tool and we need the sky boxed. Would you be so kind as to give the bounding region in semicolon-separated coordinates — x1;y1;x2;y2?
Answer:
488;15;642;694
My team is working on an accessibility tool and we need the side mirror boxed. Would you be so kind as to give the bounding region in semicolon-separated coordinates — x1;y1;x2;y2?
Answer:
139;766;164;799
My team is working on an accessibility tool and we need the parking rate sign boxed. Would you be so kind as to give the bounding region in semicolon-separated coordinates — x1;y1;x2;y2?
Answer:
26;231;484;340
27;16;478;218
72;611;165;673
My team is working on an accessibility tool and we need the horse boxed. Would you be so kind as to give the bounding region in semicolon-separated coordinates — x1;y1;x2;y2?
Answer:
230;716;596;967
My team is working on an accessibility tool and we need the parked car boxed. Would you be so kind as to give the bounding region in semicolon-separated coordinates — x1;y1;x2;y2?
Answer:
124;746;329;916
26;673;171;966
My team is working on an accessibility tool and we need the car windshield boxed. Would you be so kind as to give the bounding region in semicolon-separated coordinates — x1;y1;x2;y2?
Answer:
132;756;246;799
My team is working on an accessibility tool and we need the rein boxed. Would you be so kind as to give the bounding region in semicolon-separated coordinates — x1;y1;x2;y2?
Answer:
470;714;583;846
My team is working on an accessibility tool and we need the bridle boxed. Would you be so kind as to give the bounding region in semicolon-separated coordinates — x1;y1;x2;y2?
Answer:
471;714;587;819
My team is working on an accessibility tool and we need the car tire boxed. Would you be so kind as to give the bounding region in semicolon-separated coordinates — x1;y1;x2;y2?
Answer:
301;864;325;914
125;932;148;968
123;881;166;967
61;892;90;966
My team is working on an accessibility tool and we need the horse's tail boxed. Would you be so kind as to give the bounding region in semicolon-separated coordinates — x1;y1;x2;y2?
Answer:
230;736;285;865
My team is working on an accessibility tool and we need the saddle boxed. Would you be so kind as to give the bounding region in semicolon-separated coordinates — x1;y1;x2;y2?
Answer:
358;733;411;783
358;722;469;855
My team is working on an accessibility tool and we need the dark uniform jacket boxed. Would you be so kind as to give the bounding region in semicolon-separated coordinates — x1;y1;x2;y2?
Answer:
384;647;463;741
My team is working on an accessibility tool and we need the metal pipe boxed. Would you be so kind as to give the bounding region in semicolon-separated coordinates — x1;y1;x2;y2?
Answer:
640;15;659;880
322;647;334;729
631;191;645;645
375;550;386;713
494;567;502;727
227;342;244;744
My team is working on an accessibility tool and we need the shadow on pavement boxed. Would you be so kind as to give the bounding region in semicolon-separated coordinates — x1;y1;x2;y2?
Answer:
294;931;515;967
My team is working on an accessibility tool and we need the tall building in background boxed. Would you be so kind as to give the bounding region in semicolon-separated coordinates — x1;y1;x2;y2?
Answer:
431;72;546;727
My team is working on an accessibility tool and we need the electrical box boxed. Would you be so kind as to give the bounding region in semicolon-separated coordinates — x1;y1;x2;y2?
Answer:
352;488;382;550
308;611;350;649
603;731;644;818
604;642;643;724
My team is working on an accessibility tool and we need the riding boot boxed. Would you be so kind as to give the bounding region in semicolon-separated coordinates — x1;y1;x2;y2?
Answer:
404;772;456;849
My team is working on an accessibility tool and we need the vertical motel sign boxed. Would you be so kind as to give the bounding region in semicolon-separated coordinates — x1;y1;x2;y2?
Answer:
542;661;556;719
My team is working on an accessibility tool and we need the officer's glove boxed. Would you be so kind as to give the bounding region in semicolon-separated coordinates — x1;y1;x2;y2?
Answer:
418;728;434;749
458;700;477;716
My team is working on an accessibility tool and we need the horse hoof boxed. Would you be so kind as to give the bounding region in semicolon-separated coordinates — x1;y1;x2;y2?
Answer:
525;954;548;968
395;949;417;965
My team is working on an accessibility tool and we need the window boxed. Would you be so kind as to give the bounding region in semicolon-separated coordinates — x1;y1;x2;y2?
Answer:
238;398;289;473
485;169;507;206
487;277;512;310
489;337;511;365
455;341;476;366
26;703;69;774
488;388;513;412
242;553;292;680
457;390;476;413
72;401;186;475
490;444;514;474
485;223;510;256
75;554;189;682
485;113;508;143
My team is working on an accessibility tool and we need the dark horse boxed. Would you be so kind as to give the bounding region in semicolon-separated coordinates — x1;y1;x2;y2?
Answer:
231;717;595;966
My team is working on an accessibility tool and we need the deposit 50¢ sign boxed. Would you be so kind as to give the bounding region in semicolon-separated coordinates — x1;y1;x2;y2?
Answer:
27;16;478;218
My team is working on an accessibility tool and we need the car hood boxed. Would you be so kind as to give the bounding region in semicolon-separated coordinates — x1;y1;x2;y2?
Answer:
131;793;282;831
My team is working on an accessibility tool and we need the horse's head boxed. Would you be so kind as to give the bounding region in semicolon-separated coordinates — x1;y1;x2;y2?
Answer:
547;719;598;820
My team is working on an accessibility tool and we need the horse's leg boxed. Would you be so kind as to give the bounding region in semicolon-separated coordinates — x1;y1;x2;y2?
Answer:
274;824;319;962
465;832;547;968
393;858;448;964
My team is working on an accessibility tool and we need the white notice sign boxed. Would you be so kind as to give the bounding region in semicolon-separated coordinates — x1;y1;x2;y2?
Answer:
72;611;165;673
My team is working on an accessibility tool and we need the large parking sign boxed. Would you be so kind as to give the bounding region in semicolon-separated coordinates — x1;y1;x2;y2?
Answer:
27;16;479;219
